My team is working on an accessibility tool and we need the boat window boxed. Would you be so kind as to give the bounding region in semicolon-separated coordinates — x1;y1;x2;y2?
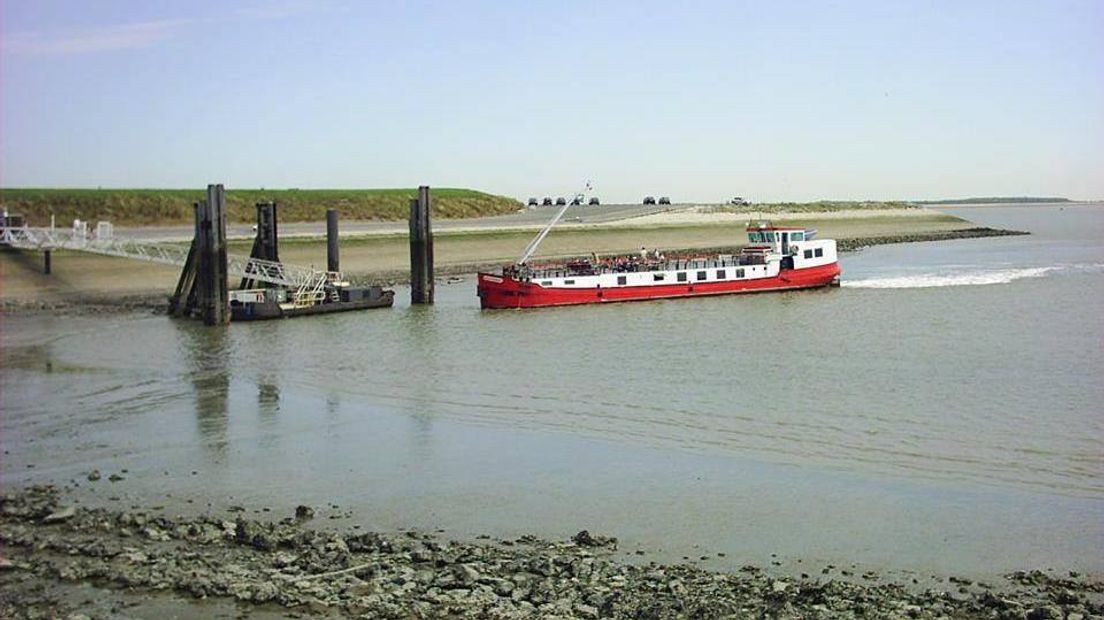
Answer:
736;268;745;278
814;248;823;257
617;276;627;285
748;232;761;243
653;273;665;281
716;269;725;279
696;270;707;281
541;280;552;286
677;272;687;282
792;232;804;241
804;250;813;259
564;279;575;285
766;232;776;242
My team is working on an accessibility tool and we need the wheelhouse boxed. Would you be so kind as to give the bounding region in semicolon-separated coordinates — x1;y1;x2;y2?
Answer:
746;222;817;255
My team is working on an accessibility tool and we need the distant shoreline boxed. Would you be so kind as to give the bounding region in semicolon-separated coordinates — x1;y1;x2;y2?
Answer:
915;197;1073;205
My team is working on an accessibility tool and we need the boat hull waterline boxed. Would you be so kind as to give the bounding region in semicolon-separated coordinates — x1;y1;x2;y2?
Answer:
478;262;841;309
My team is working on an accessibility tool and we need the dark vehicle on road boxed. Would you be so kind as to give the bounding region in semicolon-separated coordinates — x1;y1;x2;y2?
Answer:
527;197;538;206
542;197;553;206
643;196;656;205
588;197;600;206
570;196;583;206
659;196;671;205
555;197;567;206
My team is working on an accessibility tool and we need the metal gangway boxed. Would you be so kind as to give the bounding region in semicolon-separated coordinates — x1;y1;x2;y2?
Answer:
0;219;334;293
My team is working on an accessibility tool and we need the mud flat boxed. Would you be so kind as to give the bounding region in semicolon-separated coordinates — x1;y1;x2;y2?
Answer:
0;486;1099;619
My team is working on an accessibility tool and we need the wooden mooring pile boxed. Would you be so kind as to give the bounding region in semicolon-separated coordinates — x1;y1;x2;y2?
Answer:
169;183;435;326
169;184;231;325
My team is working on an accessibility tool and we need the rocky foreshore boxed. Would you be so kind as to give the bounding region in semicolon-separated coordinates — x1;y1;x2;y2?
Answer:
0;293;167;316
834;227;1029;252
1;486;1099;619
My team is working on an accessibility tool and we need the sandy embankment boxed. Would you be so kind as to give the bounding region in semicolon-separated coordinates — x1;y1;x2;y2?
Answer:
0;208;977;307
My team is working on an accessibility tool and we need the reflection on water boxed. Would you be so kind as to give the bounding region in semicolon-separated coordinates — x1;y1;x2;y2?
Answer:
258;381;280;416
174;321;232;458
1;205;1102;576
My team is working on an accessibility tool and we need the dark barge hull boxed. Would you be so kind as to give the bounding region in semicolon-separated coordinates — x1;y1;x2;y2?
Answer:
231;290;394;321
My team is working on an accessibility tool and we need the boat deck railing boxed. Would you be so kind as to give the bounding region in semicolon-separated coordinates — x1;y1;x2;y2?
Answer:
514;253;770;280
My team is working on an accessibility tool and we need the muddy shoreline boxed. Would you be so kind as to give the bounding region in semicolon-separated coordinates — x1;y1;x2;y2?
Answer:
0;227;1026;317
0;486;1099;619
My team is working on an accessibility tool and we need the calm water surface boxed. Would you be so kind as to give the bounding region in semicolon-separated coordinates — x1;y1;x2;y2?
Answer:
2;204;1102;578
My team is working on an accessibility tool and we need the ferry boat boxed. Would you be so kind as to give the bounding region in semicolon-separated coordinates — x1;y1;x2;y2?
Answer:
477;205;840;309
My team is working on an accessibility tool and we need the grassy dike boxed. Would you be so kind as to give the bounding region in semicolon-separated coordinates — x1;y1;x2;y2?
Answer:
0;188;522;226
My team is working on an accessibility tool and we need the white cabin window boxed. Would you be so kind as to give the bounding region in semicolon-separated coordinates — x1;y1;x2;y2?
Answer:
617;276;627;285
814;248;823;257
564;279;575;285
653;273;665;281
541;280;552;285
696;271;707;281
736;268;745;278
716;269;726;279
792;232;804;241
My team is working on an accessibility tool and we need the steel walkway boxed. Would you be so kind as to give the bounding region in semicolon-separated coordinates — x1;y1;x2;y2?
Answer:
0;221;331;290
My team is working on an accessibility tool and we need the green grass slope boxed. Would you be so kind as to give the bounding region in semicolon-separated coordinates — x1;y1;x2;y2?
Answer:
0;188;522;226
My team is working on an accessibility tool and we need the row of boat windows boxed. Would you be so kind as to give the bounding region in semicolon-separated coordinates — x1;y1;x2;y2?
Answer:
543;268;751;287
803;248;825;259
749;231;803;243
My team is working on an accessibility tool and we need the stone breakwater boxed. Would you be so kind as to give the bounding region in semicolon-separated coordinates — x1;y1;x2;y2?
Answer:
834;227;1029;252
1;487;1100;619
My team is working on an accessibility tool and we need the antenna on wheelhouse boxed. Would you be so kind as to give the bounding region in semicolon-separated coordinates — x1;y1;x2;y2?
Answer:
516;180;592;266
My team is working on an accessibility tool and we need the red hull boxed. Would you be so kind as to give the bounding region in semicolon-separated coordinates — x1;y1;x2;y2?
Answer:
478;262;841;309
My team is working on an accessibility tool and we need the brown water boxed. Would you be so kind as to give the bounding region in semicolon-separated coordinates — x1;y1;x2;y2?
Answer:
2;204;1102;579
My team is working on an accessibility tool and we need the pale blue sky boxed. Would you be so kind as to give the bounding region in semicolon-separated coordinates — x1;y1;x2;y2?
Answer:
2;0;1102;202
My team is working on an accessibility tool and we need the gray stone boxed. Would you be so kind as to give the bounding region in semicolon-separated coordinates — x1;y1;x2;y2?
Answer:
453;563;481;585
42;506;76;523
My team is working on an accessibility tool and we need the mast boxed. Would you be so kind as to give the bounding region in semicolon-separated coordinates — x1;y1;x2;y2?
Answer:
516;181;591;266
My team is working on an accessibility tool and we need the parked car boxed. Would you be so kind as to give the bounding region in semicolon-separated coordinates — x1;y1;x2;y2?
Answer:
570;196;583;206
730;196;749;206
658;196;671;205
588;197;600;206
643;196;656;205
542;197;553;206
555;197;567;206
527;197;538;206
